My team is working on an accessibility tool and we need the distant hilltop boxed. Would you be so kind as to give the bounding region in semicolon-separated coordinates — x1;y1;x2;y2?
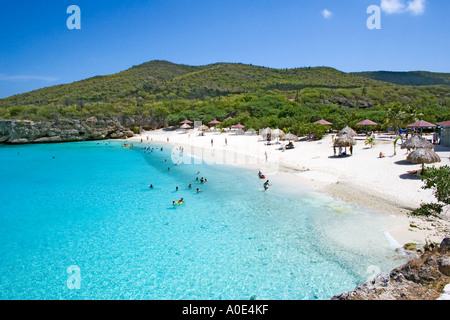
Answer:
0;60;449;106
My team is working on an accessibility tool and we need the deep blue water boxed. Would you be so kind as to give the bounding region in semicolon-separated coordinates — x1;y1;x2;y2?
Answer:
0;140;406;300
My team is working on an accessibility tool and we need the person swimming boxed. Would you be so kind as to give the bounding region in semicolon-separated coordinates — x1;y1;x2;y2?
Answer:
197;188;201;193
176;186;178;191
188;184;192;188
200;177;205;183
150;184;154;189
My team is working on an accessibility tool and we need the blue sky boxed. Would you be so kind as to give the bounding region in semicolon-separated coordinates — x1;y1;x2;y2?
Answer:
0;0;449;98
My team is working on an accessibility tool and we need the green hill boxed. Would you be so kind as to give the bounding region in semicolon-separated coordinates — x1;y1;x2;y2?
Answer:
354;71;450;86
0;60;449;135
0;61;385;107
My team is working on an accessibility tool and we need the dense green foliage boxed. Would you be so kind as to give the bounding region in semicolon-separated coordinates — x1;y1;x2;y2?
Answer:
411;166;450;217
354;71;450;86
0;60;449;137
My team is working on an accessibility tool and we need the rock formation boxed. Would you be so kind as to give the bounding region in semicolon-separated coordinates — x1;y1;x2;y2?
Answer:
0;115;165;144
331;238;450;300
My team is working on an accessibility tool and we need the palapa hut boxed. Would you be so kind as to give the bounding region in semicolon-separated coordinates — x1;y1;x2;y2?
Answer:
338;126;357;137
179;123;191;133
334;134;357;147
401;135;434;153
406;147;441;173
281;132;298;142
332;126;357;156
333;133;356;156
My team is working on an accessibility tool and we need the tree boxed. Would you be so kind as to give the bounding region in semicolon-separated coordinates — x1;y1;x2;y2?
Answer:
393;135;402;156
383;104;422;134
364;134;376;148
410;165;450;217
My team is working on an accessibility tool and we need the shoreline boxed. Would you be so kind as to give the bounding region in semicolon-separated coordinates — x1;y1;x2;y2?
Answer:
126;128;450;248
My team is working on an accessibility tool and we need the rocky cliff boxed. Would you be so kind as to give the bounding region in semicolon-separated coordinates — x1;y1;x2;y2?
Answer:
0;115;165;144
332;238;450;300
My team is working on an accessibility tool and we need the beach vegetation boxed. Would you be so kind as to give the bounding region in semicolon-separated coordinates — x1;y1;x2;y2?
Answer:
364;134;376;148
411;165;450;217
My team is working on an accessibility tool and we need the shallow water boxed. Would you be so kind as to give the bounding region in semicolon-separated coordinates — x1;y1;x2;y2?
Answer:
0;141;406;300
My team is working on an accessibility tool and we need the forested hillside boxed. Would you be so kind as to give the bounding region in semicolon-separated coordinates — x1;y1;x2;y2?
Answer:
1;60;449;138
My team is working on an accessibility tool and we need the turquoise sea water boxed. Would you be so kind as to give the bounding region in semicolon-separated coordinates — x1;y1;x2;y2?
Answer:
0;141;406;300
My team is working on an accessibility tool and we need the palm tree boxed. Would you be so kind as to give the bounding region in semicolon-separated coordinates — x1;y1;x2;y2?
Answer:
383;104;422;134
393;135;402;156
364;134;376;148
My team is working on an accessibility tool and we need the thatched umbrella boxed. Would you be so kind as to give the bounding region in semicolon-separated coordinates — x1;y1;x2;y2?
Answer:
406;147;441;172
338;126;357;137
246;128;256;135
180;123;191;129
271;128;284;143
333;133;356;156
334;134;356;147
199;125;210;132
401;135;434;151
259;127;272;136
281;132;298;141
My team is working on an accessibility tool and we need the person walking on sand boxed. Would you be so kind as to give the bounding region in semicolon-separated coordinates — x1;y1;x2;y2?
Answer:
211;139;214;147
265;151;268;163
225;138;227;146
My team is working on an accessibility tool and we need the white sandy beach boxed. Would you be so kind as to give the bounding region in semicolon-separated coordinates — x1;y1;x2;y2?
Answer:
127;128;450;247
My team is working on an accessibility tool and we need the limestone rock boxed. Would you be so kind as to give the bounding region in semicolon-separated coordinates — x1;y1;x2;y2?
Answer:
438;257;450;276
440;238;450;252
0;115;164;145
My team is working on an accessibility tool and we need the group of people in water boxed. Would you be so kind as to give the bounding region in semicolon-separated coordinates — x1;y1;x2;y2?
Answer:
258;171;271;191
149;170;208;206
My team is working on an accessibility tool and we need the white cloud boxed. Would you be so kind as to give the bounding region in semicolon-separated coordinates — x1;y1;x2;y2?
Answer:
0;74;58;82
321;9;333;19
381;0;405;14
407;0;426;15
380;0;427;15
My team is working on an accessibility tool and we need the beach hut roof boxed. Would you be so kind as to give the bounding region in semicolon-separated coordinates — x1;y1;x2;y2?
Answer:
333;134;356;147
407;119;436;128
208;120;221;124
180;119;193;124
356;119;378;126
270;128;285;138
231;123;245;129
437;120;450;127
338;126;357;137
401;135;434;150
281;132;298;141
315;119;333;125
259;127;272;136
406;148;441;165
